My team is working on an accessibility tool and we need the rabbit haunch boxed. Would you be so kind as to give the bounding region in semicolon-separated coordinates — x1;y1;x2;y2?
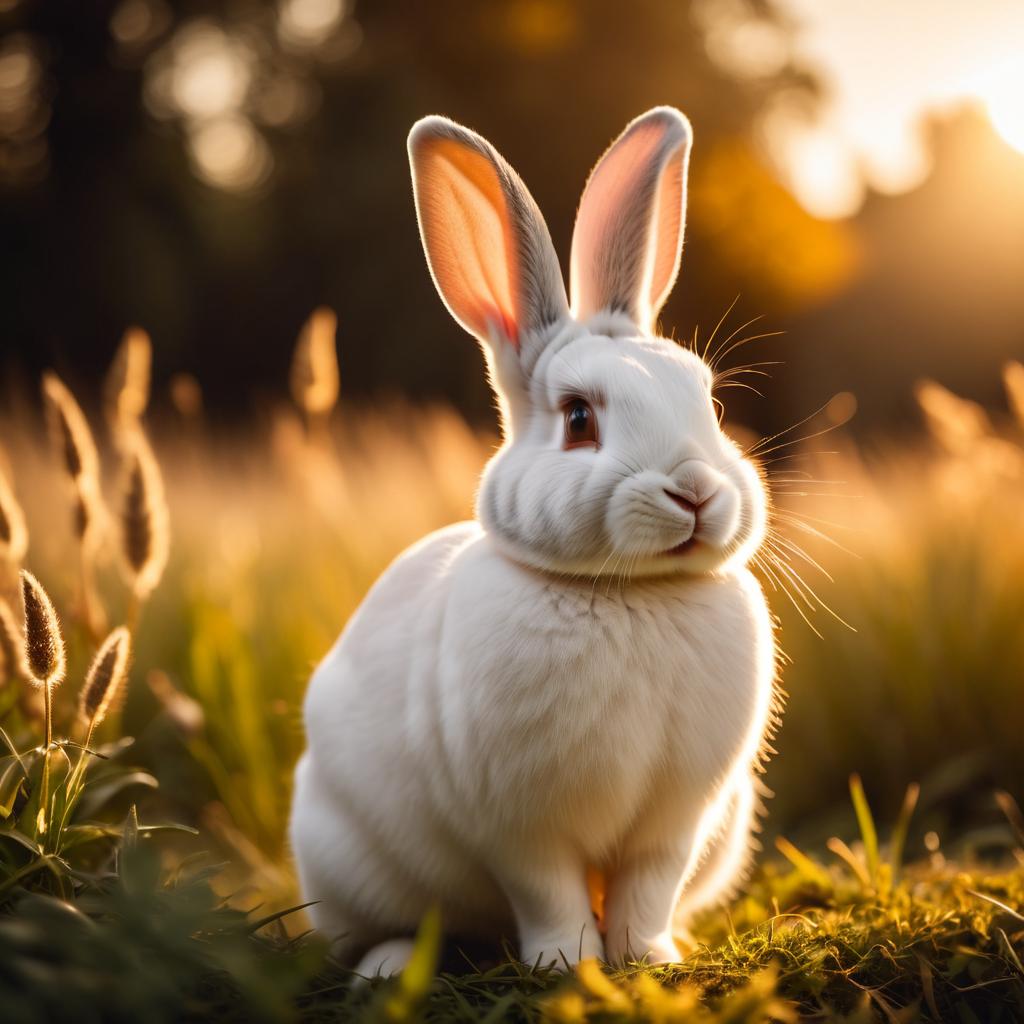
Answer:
290;106;778;976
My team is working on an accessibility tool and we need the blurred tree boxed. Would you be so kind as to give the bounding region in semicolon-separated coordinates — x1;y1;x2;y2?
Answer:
0;0;823;428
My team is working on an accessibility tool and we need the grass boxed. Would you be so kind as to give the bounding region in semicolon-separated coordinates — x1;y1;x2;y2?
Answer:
0;323;1022;1019
294;782;1024;1023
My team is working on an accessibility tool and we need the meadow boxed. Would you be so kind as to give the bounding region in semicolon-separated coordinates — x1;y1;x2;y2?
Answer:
0;315;1022;1022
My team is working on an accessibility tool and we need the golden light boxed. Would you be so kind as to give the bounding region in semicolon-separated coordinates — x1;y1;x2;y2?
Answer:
278;0;345;49
169;25;252;121
976;61;1024;155
0;34;49;184
720;1;1024;218
255;75;318;128
695;0;788;80
110;0;171;51
760;102;864;221
187;115;272;192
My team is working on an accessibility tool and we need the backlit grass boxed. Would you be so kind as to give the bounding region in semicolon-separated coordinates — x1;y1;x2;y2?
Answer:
0;328;1022;1020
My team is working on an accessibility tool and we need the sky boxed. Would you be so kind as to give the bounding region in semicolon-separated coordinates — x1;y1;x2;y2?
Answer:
760;0;1024;217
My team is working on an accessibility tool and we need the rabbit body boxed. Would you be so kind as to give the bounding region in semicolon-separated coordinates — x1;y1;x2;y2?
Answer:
291;106;780;972
292;520;773;968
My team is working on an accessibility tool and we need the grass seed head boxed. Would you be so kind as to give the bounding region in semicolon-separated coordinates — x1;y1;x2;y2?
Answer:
105;326;152;432
72;479;106;551
0;599;24;684
41;372;100;486
20;570;65;688
120;432;169;598
80;625;131;726
290;307;339;417
1005;360;1024;428
0;465;28;565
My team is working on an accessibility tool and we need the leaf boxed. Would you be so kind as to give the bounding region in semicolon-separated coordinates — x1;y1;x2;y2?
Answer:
135;823;199;836
0;828;42;856
966;889;1024;923
0;724;26;768
0;758;28;820
245;901;319;935
75;771;158;819
775;835;832;889
58;823;121;851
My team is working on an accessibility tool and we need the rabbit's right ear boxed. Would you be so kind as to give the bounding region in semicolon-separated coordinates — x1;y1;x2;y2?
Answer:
409;116;569;369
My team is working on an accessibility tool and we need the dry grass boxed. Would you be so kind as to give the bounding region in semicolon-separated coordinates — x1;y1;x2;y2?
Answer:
0;328;1021;1020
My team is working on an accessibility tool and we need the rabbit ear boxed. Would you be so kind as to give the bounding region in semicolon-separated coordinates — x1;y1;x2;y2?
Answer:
570;107;692;332
409;116;568;356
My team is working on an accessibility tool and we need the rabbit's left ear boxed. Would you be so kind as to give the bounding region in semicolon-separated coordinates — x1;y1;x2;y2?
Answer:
570;107;692;333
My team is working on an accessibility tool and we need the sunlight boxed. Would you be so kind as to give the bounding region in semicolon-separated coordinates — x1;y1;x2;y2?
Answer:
976;61;1024;155
752;0;1024;218
187;115;272;191
278;0;345;49
169;25;252;121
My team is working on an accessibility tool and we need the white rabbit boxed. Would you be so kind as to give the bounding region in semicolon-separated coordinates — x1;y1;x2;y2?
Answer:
289;106;779;977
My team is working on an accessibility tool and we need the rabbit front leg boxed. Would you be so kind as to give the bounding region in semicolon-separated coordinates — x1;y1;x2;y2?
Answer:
492;845;604;968
603;828;696;965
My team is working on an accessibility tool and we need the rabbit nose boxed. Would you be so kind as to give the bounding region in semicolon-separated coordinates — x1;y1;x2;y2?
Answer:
663;488;701;514
667;460;722;509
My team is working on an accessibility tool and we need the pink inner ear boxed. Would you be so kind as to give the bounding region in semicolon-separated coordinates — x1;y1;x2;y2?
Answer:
647;157;684;313
414;139;521;348
570;121;664;319
570;114;688;328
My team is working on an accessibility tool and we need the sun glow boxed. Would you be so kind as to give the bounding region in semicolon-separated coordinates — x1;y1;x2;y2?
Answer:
737;1;1024;218
976;61;1024;155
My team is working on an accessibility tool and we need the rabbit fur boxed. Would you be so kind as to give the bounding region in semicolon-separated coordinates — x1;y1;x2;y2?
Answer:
290;106;779;977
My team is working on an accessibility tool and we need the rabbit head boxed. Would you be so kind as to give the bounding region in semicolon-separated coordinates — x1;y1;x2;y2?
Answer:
409;107;767;578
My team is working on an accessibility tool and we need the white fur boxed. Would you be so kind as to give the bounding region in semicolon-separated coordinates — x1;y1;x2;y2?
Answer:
290;107;778;973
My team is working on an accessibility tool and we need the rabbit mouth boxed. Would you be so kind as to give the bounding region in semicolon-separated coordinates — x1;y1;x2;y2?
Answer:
664;537;699;557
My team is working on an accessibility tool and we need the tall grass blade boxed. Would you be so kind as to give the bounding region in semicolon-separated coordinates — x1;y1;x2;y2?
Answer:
889;782;920;887
774;835;832;889
381;905;441;1021
849;773;879;886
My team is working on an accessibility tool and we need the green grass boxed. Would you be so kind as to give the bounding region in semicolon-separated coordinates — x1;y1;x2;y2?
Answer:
1;359;1023;1020
1;824;1020;1022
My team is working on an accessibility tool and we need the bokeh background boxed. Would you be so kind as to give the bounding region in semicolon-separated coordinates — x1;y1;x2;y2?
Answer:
1;0;1023;909
3;0;1023;431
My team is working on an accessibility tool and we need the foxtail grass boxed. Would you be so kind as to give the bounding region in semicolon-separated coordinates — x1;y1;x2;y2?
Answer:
119;430;169;629
290;307;339;443
0;598;24;685
41;372;100;486
40;372;107;639
105;326;152;440
59;625;133;841
79;625;131;737
20;570;65;838
0;465;28;569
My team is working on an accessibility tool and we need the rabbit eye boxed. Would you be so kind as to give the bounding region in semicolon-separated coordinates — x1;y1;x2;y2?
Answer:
563;399;598;449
